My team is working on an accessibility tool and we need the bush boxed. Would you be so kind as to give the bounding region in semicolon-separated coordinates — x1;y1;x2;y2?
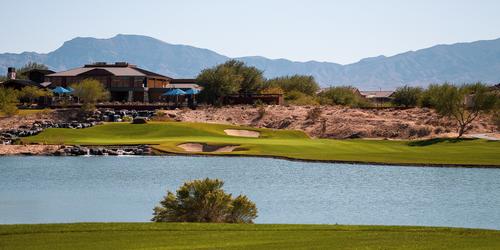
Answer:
424;82;497;137
152;178;257;223
197;60;264;105
122;116;133;122
318;86;367;107
0;87;19;116
71;79;110;111
264;75;319;96
307;106;322;121
132;117;148;124
285;91;319;105
259;86;284;95
256;105;266;119
1;104;18;116
392;85;422;107
493;110;500;132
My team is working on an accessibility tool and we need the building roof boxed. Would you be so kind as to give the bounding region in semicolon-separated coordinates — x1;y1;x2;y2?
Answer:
0;79;40;89
26;69;55;75
359;91;395;98
46;62;171;79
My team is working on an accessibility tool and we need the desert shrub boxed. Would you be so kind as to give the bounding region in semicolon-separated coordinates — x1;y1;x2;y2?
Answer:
417;127;432;137
259;86;284;95
0;87;19;116
285;91;319;105
253;99;264;107
257;105;266;119
1;104;19;116
122;116;133;122
152;178;257;223
318;86;368;108
264;75;319;96
307;106;322;121
71;79;110;111
434;127;444;134
197;60;264;105
426;82;497;137
493;110;500;131
392;85;422;107
132;117;147;124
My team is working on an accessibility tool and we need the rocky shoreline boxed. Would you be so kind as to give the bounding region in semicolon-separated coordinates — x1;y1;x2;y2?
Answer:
0;144;153;156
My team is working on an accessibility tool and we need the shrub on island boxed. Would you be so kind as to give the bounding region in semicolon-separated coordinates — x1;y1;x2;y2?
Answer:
152;178;257;223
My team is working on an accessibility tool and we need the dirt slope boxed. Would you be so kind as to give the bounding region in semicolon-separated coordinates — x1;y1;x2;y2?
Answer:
163;105;497;139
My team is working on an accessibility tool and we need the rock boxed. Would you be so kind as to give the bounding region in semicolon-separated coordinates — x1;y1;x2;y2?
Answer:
132;117;148;124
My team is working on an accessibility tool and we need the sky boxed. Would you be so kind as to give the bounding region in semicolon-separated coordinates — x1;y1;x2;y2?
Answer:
1;0;500;64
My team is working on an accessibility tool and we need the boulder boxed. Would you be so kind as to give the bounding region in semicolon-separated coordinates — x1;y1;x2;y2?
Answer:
132;117;148;124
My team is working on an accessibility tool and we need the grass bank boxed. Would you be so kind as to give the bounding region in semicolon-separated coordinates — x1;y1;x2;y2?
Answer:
23;122;500;166
0;223;499;250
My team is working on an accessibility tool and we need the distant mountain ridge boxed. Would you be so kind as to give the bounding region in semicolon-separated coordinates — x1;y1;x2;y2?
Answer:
1;34;499;89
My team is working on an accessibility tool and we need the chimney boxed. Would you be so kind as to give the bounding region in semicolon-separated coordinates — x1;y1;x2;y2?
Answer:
7;67;16;80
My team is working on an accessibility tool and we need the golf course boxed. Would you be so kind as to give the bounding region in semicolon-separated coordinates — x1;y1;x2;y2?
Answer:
23;121;500;166
1;223;499;250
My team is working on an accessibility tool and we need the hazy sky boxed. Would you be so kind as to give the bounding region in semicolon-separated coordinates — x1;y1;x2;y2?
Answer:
2;0;500;64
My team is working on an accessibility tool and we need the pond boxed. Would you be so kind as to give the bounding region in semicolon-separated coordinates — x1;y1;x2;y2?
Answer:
1;156;499;229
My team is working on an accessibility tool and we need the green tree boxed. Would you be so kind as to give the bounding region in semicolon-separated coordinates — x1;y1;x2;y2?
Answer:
196;60;265;105
71;79;109;111
152;178;257;223
197;66;242;105
0;87;19;116
420;84;440;108
16;62;49;80
19;86;51;104
318;86;368;107
264;75;320;96
426;83;497;138
284;90;319;105
392;85;423;107
224;60;264;95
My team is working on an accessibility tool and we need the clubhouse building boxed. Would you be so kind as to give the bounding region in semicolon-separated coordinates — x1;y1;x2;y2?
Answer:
44;62;199;103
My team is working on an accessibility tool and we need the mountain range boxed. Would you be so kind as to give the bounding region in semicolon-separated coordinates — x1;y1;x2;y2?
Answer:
1;34;499;89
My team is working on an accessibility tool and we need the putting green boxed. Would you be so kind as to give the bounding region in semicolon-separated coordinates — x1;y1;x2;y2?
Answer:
23;122;500;166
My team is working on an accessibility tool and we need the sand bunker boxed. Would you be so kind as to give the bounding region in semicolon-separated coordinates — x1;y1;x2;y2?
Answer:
224;129;260;138
178;143;239;153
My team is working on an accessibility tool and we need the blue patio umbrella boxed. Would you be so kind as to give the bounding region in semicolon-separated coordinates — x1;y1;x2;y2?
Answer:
184;88;200;95
66;86;74;93
162;88;186;106
162;88;186;96
52;86;71;94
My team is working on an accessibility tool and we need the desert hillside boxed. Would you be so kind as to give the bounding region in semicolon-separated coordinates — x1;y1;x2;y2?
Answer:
163;105;497;139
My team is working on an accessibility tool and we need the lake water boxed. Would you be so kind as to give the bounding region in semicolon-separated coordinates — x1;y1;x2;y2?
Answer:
1;156;499;229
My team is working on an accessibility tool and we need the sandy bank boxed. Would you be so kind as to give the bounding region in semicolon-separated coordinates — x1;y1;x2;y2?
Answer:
0;145;60;155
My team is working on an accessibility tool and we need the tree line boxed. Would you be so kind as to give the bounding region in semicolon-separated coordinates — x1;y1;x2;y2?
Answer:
196;60;498;137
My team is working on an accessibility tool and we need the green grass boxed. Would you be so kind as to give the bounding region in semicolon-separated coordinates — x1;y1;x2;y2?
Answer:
22;122;500;166
0;223;499;250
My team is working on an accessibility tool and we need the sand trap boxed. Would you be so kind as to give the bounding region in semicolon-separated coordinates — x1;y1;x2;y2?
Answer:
224;129;260;138
178;143;239;153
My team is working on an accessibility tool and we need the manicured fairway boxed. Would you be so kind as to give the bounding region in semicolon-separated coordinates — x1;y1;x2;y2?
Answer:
23;122;500;166
0;223;499;250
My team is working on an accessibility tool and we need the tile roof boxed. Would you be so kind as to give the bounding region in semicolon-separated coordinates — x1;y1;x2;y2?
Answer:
46;65;169;79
